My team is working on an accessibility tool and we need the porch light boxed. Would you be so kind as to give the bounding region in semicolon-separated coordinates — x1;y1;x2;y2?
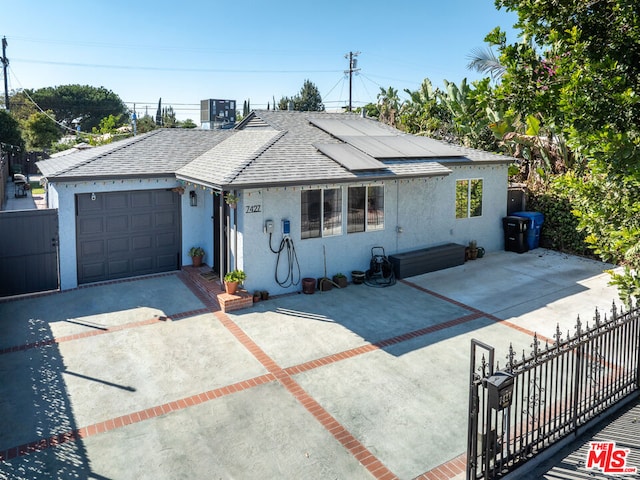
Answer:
189;190;197;207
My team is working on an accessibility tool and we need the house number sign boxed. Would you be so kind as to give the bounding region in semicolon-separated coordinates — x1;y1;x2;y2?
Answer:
245;204;262;213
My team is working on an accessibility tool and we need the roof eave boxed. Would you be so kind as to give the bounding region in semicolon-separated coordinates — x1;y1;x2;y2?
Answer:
44;172;177;184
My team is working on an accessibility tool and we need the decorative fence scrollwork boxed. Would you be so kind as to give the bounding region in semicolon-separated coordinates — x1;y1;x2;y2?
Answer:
467;302;640;479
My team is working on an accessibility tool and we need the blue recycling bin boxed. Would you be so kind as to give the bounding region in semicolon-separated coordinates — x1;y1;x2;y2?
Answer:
513;211;544;250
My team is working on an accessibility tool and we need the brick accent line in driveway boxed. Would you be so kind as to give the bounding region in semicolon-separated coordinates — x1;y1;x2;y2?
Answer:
214;310;400;480
0;373;276;463
400;279;554;345
0;309;210;355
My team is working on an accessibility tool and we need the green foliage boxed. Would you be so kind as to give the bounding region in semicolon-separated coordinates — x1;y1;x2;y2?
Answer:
188;246;204;257
27;84;127;132
278;80;324;112
224;269;246;282
23;111;62;149
526;175;592;256
377;86;400;127
180;119;197;129
0;110;25;149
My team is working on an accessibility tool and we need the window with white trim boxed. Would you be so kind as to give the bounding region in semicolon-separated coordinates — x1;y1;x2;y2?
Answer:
301;188;342;239
347;185;384;233
456;179;483;219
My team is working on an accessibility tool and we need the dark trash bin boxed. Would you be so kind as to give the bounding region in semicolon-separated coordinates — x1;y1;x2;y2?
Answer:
503;216;528;253
513;211;544;250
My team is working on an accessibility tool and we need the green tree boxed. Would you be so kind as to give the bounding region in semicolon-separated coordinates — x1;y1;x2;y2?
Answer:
180;118;197;129
23;111;62;149
136;115;157;134
296;80;324;111
377;86;400;127
27;84;127;132
7;90;38;123
0;110;25;150
493;0;640;303
278;80;325;112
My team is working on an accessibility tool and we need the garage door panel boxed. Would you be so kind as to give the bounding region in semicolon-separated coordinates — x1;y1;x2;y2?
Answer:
77;194;104;213
154;190;176;206
131;191;153;208
132;235;153;250
132;257;154;271
106;215;129;233
155;211;177;227
78;217;104;235
80;239;104;257
81;262;106;282
76;190;181;284
157;254;178;269
131;213;152;229
108;259;130;276
156;232;177;248
107;237;129;254
105;192;129;210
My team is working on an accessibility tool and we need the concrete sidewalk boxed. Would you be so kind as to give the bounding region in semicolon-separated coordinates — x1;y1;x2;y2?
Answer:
2;176;45;211
0;249;623;479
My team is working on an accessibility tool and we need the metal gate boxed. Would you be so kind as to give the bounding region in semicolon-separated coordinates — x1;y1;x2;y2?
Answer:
467;303;640;479
0;209;59;297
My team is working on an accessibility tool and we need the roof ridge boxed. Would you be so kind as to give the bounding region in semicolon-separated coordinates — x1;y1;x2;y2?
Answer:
51;130;162;177
224;130;286;184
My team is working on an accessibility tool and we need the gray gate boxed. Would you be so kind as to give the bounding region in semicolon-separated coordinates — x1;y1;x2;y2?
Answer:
0;209;59;297
468;303;640;479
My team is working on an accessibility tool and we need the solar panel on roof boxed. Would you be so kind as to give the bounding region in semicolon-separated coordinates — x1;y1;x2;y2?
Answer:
310;118;465;159
314;143;387;171
309;118;368;136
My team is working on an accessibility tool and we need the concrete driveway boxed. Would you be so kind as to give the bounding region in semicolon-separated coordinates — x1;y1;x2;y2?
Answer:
0;249;621;480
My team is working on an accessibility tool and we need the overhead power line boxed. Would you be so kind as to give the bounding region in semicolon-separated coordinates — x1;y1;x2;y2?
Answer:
14;58;341;75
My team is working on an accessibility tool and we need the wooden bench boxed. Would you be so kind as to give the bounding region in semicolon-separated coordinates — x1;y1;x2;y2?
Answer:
389;243;466;279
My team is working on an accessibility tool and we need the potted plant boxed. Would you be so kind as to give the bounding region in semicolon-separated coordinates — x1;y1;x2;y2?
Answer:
467;240;479;260
188;246;205;267
332;273;348;288
253;290;261;302
223;269;246;295
224;192;240;209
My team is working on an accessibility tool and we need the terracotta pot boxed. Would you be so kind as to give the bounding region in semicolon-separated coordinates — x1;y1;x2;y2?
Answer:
192;255;203;267
317;277;332;291
332;275;348;288
260;290;269;300
225;281;238;294
302;277;316;294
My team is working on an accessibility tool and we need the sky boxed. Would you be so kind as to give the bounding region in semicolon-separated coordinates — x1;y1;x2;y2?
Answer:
2;0;520;122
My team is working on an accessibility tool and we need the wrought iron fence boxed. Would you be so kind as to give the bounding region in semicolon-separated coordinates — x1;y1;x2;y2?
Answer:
467;302;640;479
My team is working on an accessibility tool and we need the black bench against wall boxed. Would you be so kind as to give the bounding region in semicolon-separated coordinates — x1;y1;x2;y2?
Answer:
389;243;466;279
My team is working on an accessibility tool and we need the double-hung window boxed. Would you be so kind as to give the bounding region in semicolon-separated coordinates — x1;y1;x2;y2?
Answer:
455;179;483;219
301;188;342;239
347;185;384;233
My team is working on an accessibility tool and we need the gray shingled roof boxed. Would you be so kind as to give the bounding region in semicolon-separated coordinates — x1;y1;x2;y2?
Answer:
37;111;512;188
37;129;232;182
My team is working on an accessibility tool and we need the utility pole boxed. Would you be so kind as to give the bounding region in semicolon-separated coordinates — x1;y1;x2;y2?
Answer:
344;51;360;112
2;37;9;111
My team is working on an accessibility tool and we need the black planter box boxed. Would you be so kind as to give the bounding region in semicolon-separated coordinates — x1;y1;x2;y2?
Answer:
389;243;466;279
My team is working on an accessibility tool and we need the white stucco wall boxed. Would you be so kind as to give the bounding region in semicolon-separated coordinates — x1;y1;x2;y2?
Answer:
51;164;508;293
236;164;509;295
51;178;185;290
181;186;214;267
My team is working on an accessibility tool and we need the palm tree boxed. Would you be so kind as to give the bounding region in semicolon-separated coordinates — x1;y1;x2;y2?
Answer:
466;46;505;81
377;86;400;127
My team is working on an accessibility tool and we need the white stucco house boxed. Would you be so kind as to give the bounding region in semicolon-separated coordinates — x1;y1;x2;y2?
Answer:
37;110;513;294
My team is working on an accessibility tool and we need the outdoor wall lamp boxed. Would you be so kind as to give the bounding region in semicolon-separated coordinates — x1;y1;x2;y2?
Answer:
189;190;197;207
